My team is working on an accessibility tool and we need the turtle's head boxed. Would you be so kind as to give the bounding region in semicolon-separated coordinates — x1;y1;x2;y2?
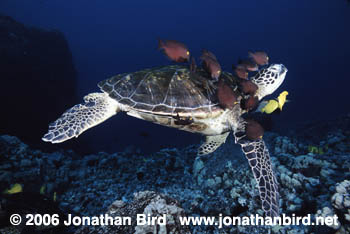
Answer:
252;64;288;100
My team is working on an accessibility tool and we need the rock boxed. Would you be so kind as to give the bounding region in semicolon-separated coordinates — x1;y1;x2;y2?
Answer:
108;200;126;210
19;159;31;167
75;191;190;234
274;136;299;155
0;14;81;152
73;206;80;213
316;207;341;230
0;118;349;234
193;157;204;175
331;180;350;232
205;178;216;189
0;163;12;170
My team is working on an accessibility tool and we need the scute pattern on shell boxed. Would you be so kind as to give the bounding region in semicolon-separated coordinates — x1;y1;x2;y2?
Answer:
98;65;235;116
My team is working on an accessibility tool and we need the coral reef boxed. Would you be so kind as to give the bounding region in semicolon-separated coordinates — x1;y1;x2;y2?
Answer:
0;115;349;233
75;191;190;234
331;180;350;233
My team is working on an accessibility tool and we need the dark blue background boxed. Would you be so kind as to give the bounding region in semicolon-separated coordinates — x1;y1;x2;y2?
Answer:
1;0;349;153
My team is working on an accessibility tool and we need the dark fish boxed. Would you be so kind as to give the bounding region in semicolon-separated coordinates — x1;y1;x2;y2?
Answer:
190;57;197;73
238;59;258;72
217;79;238;109
245;119;264;140
201;49;217;61
158;39;190;63
232;64;248;79
239;80;258;95
200;50;221;81
174;113;193;125
249;51;269;65
242;95;259;111
139;132;150;138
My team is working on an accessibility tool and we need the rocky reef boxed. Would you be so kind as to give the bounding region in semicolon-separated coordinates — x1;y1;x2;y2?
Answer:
0;14;79;152
0;115;349;233
75;191;191;234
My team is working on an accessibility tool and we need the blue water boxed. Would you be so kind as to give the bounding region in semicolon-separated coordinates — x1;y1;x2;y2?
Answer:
1;0;349;153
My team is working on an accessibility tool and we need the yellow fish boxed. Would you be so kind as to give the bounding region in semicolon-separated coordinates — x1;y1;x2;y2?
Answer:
3;183;22;194
277;91;289;110
261;99;279;114
40;185;46;195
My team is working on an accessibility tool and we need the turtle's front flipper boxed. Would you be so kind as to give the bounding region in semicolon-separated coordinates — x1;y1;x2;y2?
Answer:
234;128;279;217
198;132;230;155
42;93;120;144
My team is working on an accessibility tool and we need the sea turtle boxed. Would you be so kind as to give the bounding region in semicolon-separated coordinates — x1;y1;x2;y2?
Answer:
43;63;287;217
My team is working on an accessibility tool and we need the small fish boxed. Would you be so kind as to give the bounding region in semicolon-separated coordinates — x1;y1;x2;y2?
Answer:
258;91;289;114
238;59;258;72
40;185;46;195
249;51;269;66
201;50;221;81
174;113;193;125
232;64;248;79
239;80;258;95
3;183;22;194
139;131;150;138
242;95;259;111
277;91;289;110
260;99;279;114
245;119;264;140
190;57;197;73
201;49;218;61
217;80;239;109
158;39;190;63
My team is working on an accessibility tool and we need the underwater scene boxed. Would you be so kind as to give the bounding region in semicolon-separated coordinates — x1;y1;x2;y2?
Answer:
0;0;350;233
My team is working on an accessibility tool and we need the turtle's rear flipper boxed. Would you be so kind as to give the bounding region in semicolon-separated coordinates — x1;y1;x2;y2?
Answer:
42;93;120;143
198;132;230;155
234;131;280;217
